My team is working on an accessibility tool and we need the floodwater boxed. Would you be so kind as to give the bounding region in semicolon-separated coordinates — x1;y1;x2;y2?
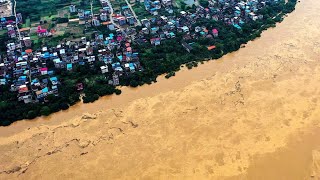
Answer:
1;0;320;179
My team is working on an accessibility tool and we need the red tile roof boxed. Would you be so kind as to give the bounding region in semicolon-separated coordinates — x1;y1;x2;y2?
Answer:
207;45;216;51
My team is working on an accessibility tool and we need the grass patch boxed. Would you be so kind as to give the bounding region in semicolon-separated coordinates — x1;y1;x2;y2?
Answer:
0;30;7;36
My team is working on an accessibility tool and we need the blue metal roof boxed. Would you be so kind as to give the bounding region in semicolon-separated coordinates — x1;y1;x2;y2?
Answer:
42;87;49;93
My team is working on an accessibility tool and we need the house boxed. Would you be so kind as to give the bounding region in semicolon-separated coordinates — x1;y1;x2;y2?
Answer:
16;61;28;69
6;24;14;31
168;32;175;38
25;49;32;54
112;62;123;73
70;5;76;13
161;0;172;6
67;63;73;71
59;48;66;56
207;45;216;51
150;8;158;16
182;42;193;53
92;18;100;26
181;26;189;33
76;83;83;91
117;17;127;26
100;0;109;7
23;37;32;47
21;95;32;104
8;29;16;38
37;26;48;37
78;10;85;19
141;19;151;27
212;28;219;37
36;87;49;100
117;55;123;62
50;77;58;85
52;85;58;94
40;67;48;75
150;38;161;46
127;16;136;25
125;63;135;72
100;66;108;74
108;23;115;30
86;47;94;55
195;26;201;32
100;12;108;21
126;46;132;52
112;74;120;86
53;58;64;68
84;10;91;19
86;56;95;63
6;43;15;51
184;0;195;6
0;78;6;85
142;27;149;34
151;27;159;34
180;11;187;16
18;85;29;94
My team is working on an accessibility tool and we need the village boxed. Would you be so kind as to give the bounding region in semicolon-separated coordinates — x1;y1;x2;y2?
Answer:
0;0;283;122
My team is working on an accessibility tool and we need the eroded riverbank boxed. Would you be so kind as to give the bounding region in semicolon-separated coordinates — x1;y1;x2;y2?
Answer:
1;0;320;179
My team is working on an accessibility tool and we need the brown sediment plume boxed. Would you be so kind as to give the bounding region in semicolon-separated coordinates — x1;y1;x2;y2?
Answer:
242;127;320;180
1;0;320;179
311;149;320;179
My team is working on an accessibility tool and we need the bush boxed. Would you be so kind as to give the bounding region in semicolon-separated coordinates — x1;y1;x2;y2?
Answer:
83;94;99;103
60;102;69;110
93;94;99;101
56;18;69;24
186;63;193;69
83;95;92;103
27;110;37;119
129;80;139;87
49;103;61;113
115;89;122;95
40;106;51;116
165;71;176;79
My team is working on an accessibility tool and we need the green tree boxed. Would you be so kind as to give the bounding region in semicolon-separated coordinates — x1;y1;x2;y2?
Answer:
27;110;37;119
115;89;122;95
40;106;51;116
59;102;69;110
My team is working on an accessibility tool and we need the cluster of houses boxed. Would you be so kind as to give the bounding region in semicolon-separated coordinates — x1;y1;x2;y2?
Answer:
71;0;278;52
121;0;276;52
0;44;60;104
0;0;280;104
0;13;142;104
70;0;138;29
201;0;270;29
144;0;174;15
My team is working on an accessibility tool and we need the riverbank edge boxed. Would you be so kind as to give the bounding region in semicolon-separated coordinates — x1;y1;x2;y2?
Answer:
0;0;298;126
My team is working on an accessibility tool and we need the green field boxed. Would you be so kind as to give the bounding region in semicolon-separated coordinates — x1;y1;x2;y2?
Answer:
0;30;7;36
132;2;153;19
17;0;101;22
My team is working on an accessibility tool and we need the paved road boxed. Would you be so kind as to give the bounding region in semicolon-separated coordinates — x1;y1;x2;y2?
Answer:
13;0;22;43
13;0;34;99
124;0;141;26
90;0;94;19
105;0;126;35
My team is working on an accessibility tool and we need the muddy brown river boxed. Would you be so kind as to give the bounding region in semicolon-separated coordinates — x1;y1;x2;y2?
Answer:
1;0;320;179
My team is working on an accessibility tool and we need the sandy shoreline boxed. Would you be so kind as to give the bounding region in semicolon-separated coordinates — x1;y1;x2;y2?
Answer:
1;0;320;179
